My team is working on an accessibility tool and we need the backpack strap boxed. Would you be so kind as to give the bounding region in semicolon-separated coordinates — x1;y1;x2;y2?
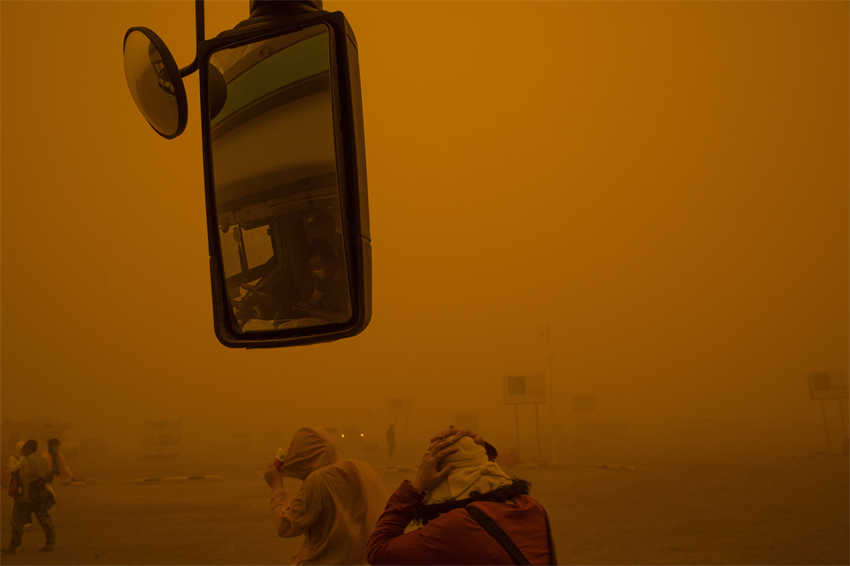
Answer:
542;507;557;564
466;504;531;565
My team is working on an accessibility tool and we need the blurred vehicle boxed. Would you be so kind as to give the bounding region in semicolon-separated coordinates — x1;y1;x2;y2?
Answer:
326;425;381;463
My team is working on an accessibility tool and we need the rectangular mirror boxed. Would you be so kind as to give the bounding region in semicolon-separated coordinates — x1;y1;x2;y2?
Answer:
200;15;370;348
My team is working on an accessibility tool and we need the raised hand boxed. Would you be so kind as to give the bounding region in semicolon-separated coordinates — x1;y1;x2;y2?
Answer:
264;464;283;490
412;432;463;494
429;427;497;461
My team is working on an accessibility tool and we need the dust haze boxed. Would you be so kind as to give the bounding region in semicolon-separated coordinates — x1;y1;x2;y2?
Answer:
2;1;847;563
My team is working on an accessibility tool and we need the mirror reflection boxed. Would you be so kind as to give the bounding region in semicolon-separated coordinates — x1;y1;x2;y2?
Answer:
208;25;351;333
123;29;183;137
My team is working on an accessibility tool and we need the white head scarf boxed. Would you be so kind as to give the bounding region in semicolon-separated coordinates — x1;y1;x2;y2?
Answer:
424;437;513;504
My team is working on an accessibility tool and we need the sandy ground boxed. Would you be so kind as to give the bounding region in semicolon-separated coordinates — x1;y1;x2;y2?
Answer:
1;450;847;565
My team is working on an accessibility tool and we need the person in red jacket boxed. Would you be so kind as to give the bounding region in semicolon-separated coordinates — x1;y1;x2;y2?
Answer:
367;429;556;565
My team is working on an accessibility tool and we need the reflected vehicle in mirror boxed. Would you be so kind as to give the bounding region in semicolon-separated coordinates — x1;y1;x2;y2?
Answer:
122;1;371;348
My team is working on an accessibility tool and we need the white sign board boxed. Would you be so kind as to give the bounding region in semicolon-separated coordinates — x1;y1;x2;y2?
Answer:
808;371;848;401
504;373;547;405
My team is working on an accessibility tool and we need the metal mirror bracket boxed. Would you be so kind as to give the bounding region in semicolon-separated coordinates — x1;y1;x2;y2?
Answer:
179;0;206;77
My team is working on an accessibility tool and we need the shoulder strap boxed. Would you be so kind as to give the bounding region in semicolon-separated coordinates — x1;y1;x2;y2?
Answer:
542;507;557;565
466;504;531;565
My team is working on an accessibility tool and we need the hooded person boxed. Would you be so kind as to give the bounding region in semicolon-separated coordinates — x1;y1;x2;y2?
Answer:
367;431;556;565
45;438;73;485
265;426;388;565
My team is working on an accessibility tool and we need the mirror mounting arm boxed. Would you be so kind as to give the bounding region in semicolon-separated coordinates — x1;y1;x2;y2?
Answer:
179;0;206;78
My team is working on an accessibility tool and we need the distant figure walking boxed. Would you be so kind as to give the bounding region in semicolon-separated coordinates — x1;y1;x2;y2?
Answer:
265;427;388;565
368;428;556;565
4;440;56;554
45;438;74;484
386;424;396;463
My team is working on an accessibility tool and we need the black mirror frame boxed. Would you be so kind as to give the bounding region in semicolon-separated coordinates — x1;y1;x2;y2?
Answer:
197;11;371;348
123;26;189;139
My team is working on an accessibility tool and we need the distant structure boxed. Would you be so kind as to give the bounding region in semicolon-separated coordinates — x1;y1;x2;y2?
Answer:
504;373;547;462
387;397;413;450
807;371;848;455
141;418;183;460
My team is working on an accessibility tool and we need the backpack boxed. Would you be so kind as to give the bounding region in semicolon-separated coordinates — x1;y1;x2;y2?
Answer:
7;469;22;498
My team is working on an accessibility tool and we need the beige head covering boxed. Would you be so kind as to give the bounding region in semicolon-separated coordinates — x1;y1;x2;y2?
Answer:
424;437;513;504
277;427;339;480
278;427;388;565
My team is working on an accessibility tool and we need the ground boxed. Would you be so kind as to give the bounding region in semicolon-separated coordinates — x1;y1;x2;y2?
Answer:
1;449;847;564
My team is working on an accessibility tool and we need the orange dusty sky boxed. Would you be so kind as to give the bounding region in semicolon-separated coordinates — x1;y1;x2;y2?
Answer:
1;1;846;449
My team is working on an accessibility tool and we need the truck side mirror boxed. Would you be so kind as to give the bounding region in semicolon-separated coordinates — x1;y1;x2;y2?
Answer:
200;13;370;348
123;4;371;348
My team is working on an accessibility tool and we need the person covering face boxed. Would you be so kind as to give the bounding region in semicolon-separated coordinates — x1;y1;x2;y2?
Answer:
265;427;388;565
367;431;556;565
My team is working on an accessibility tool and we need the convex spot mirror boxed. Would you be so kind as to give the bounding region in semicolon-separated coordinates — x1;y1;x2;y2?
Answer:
123;27;188;139
122;7;371;349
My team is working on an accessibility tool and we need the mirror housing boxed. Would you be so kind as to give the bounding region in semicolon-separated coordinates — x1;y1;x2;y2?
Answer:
198;10;371;348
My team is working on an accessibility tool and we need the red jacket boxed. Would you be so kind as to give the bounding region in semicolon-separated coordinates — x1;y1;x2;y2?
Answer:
368;481;554;565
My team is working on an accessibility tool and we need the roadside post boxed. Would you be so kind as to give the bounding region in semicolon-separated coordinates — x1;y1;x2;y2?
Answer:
807;371;848;455
504;373;547;463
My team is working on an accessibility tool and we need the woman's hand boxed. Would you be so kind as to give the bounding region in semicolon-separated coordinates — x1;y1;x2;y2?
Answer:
430;426;482;445
412;432;463;494
430;426;498;461
264;465;283;490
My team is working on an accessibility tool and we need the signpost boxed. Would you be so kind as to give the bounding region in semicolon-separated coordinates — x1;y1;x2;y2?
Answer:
504;373;547;460
807;371;848;454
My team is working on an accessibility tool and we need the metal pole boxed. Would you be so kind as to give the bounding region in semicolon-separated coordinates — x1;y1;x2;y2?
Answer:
196;0;205;44
820;400;831;452
179;0;206;77
546;326;554;465
535;402;542;461
514;404;520;459
838;398;848;455
404;407;409;444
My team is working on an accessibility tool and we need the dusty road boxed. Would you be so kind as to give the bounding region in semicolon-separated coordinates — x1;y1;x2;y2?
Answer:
1;451;847;564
